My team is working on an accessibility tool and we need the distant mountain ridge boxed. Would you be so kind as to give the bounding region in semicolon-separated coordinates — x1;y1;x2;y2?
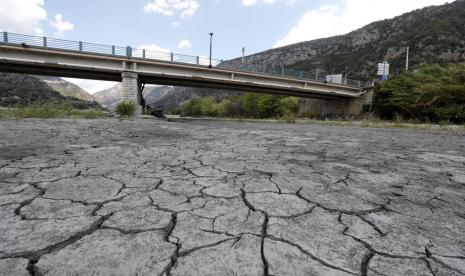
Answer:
39;76;96;102
94;84;171;110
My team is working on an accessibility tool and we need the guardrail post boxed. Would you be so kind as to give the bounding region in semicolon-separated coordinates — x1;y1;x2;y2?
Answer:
281;64;284;76
126;46;132;58
170;53;174;62
43;37;47;48
299;71;303;79
3;32;7;43
196;56;199;65
315;71;319;80
358;80;361;87
79;41;83;52
143;49;146;59
112;45;116;55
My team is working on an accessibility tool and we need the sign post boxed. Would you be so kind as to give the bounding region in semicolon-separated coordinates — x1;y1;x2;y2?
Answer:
377;61;390;81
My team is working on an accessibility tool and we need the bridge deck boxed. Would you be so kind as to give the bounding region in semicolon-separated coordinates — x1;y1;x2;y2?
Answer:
0;32;372;99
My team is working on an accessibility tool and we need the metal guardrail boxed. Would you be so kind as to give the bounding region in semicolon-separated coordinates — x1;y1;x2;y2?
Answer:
0;31;372;88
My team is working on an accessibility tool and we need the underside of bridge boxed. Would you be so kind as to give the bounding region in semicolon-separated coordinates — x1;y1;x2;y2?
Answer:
0;43;374;116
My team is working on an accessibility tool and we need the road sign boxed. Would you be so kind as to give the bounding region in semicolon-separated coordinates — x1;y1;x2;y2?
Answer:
377;62;389;77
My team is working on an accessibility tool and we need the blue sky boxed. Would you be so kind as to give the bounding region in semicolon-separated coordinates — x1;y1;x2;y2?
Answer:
0;0;448;92
7;0;342;59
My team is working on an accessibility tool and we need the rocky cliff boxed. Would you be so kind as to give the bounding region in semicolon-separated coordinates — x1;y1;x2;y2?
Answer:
223;0;465;79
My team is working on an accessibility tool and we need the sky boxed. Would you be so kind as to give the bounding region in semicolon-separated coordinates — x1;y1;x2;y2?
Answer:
0;0;449;93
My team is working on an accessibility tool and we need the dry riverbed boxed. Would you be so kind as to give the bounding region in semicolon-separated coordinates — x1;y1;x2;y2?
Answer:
1;118;464;275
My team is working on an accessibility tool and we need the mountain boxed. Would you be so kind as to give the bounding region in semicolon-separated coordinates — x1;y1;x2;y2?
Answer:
39;76;96;102
222;0;465;80
144;86;171;105
94;84;123;110
153;87;237;110
0;73;101;109
94;84;171;110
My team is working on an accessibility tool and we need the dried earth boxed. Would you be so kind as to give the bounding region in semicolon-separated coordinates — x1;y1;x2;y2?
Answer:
0;118;464;276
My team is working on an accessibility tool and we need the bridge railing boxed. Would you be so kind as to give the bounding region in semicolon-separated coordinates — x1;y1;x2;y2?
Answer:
0;31;372;88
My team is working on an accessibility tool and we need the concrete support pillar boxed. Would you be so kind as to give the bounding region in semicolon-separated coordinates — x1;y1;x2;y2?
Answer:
299;89;374;118
121;72;143;115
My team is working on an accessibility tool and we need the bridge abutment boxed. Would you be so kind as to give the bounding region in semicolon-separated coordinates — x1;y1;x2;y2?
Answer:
121;72;143;115
299;89;374;118
345;89;374;115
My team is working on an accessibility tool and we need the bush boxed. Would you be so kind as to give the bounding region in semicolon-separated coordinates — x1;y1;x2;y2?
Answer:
278;97;300;116
242;93;260;117
0;103;107;119
179;93;301;120
116;101;135;117
280;113;296;123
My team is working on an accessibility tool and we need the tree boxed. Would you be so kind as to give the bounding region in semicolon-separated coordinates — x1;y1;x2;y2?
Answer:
374;63;465;123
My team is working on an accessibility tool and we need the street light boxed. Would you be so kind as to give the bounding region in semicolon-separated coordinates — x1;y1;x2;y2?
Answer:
209;33;213;68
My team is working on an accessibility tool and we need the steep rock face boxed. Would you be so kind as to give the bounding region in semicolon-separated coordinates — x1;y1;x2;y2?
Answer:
39;77;96;102
93;84;123;110
143;86;171;106
223;0;465;79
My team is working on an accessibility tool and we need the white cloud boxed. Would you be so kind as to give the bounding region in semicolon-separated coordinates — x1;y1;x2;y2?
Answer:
242;0;275;6
138;44;170;53
63;78;118;94
50;14;74;37
138;43;172;60
143;0;199;19
0;0;47;35
178;40;192;49
242;0;294;6
171;21;180;27
274;0;449;47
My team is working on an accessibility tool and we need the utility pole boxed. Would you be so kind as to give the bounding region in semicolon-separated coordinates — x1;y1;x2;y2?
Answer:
405;46;410;71
242;47;245;63
209;33;213;68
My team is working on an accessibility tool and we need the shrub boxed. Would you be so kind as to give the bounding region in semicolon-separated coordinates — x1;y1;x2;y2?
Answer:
280;113;296;124
116;101;135;117
0;103;107;118
278;97;300;116
179;93;302;120
374;63;465;124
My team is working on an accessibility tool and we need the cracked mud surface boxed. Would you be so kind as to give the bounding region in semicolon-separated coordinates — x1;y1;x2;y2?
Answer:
1;118;465;276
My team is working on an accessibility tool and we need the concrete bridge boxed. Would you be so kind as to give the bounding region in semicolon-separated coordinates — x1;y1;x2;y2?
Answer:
0;32;374;115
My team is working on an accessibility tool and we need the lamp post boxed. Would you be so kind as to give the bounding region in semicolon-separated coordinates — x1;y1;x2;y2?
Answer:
405;46;410;71
209;33;213;68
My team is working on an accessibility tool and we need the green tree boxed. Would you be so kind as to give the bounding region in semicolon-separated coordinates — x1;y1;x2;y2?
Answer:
242;93;260;117
257;95;281;118
374;63;465;123
200;96;218;116
278;97;300;116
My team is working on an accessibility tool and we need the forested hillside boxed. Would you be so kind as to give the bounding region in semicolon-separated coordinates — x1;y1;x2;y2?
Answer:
0;73;102;109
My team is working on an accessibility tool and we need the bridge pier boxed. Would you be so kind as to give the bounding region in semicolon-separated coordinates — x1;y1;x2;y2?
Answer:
121;72;143;115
